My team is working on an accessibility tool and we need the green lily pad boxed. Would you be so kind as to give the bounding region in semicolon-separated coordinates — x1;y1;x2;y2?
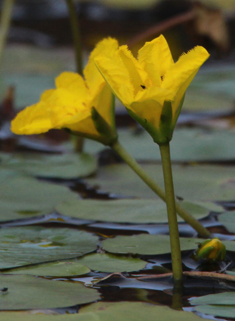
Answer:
78;253;146;272
183;88;233;112
56;198;212;224
191;65;235;99
0;152;97;179
3;261;90;277
0;274;99;310
79;301;206;321
193;305;235;319
102;234;201;255
218;211;235;233
190;291;235;305
102;234;235;255
0;227;98;269
0;172;79;221
85;127;235;162
0;302;207;320
86;163;235;201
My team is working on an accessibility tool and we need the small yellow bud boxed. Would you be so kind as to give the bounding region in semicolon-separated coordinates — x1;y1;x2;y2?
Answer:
195;238;226;261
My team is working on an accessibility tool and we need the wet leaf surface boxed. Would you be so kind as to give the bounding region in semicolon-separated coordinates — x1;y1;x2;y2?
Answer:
102;234;235;255
0;152;97;178
86;163;235;201
0;274;99;310
218;211;235;233
56;199;213;224
77;253;147;272
2;261;90;277
85;127;235;162
0;302;207;320
0;171;79;221
0;227;98;269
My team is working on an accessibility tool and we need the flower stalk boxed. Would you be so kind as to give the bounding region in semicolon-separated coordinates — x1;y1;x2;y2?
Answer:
111;140;210;238
0;0;15;67
65;0;83;75
159;143;182;283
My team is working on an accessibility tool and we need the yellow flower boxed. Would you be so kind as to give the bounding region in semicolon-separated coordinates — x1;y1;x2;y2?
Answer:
95;35;210;144
11;38;119;145
195;238;226;261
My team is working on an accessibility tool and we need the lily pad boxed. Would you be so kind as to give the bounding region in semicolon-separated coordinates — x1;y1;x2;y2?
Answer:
0;227;98;269
85;127;235;162
102;234;201;255
218;211;235;233
0;274;99;310
194;305;235;318
190;291;235;305
102;234;235;255
56;199;212;224
0;152;97;179
78;253;146;272
0;173;79;221
3;261;90;277
0;302;207;320
86;163;235;201
79;301;206;321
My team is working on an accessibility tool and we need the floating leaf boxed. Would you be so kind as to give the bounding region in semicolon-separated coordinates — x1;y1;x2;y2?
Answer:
0;227;98;269
0;274;99;310
3;261;90;277
85;127;235;162
218;211;235;233
102;234;235;255
194;305;235;318
102;234;201;255
56;199;211;223
0;152;97;179
86;163;235;201
190;291;235;305
79;301;205;321
78;253;146;272
0;302;206;320
0;172;78;221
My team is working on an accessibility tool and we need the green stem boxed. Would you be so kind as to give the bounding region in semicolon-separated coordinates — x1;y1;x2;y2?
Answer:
111;140;210;238
159;143;182;283
65;0;83;152
65;0;83;75
0;0;14;67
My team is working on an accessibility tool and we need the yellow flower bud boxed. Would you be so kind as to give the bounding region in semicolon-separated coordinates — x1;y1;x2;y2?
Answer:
195;238;226;261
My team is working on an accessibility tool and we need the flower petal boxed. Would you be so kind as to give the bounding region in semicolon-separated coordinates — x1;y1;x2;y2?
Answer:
117;45;147;93
66;116;98;136
138;35;174;87
130;99;163;129
89;83;113;126
95;53;134;106
55;72;88;99
84;37;118;96
11;101;52;135
163;46;210;114
48;88;90;128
